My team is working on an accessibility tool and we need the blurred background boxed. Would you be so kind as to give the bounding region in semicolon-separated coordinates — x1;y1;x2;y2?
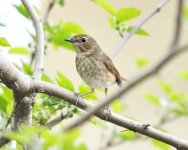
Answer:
1;0;188;150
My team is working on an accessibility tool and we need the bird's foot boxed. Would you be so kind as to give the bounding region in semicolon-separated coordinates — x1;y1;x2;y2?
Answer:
73;92;83;106
103;105;111;121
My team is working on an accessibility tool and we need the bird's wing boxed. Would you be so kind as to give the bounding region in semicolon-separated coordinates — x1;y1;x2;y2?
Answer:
102;53;124;87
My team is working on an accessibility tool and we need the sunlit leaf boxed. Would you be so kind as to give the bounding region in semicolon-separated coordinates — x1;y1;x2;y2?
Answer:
0;37;11;47
184;7;188;20
135;56;148;68
63;22;85;34
55;71;74;91
57;0;64;6
144;92;161;106
112;100;126;113
157;79;172;94
0;85;13;114
115;8;141;22
93;0;116;15
22;63;32;75
13;4;30;19
108;17;118;29
178;70;188;80
78;83;98;100
5;131;30;144
119;131;135;141
42;73;53;83
9;47;30;55
152;139;171;150
127;26;149;36
46;21;84;50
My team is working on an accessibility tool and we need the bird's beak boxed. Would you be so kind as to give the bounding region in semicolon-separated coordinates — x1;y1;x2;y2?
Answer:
64;38;74;43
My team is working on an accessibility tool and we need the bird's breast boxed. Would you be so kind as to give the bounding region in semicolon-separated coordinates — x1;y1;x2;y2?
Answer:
75;55;116;88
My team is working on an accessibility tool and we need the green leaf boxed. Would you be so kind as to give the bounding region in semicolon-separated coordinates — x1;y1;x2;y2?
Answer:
178;70;188;80
42;73;53;83
55;71;74;91
108;17;118;29
13;4;30;19
5;131;30;144
157;79;172;94
115;8;141;22
119;131;135;141
184;7;188;20
112;100;126;113
127;26;149;36
0;37;11;47
78;83;98;100
22;63;32;75
63;22;85;34
93;0;116;15
152;139;171;150
46;21;84;50
9;47;30;55
57;0;64;6
135;56;148;68
143;93;161;106
0;85;13;114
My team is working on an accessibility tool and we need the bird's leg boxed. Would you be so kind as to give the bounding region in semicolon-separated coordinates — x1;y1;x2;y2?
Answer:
81;88;95;97
73;92;83;106
104;88;111;120
74;88;95;106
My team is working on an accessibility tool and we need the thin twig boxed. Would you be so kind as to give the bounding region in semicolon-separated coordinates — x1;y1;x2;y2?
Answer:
170;0;184;51
21;0;44;81
45;108;70;129
110;0;170;59
43;0;56;24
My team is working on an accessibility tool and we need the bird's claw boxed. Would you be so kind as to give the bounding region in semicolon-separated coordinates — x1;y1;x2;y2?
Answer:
103;106;111;121
73;92;83;106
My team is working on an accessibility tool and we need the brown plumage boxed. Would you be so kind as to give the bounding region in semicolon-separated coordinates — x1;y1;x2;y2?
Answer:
65;34;125;96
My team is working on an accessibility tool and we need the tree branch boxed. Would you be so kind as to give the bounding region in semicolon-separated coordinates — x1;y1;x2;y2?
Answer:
110;0;170;59
0;43;188;149
64;43;188;131
45;108;70;129
21;0;44;81
170;0;184;51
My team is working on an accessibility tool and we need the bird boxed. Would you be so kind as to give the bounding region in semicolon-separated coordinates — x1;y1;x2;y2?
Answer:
65;34;125;95
65;34;125;115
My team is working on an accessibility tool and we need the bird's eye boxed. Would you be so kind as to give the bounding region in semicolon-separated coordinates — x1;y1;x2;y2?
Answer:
81;37;87;43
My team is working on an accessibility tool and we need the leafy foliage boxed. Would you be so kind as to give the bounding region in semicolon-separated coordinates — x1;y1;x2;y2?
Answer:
135;55;148;68
13;4;30;19
46;21;84;50
115;8;141;22
184;6;188;20
152;139;171;150
9;47;30;55
0;37;11;47
178;70;188;80
56;71;75;91
0;85;13;114
93;0;149;36
78;83;98;100
144;92;161;106
92;0;115;15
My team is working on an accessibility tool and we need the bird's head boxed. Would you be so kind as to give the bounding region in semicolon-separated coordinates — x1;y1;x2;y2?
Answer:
65;34;100;55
